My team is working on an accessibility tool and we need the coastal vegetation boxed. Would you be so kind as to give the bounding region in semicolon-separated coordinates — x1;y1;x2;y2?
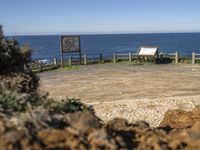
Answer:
0;25;3;38
0;25;93;114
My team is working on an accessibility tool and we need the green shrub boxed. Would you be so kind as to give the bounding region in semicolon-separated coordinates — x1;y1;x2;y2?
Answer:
0;25;93;115
0;25;3;39
46;98;95;114
0;91;28;112
0;25;39;93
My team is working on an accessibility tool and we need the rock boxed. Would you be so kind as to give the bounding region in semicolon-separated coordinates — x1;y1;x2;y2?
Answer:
37;128;88;150
88;129;117;150
69;111;101;135
134;121;150;128
159;107;200;129
192;106;200;115
106;118;129;130
191;121;200;133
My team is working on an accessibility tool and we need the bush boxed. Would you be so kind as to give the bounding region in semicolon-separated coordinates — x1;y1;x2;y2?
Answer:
48;98;95;114
0;91;28;113
0;25;93;115
0;25;39;94
0;25;3;39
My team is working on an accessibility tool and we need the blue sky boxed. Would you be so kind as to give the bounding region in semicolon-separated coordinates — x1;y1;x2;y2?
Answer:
1;0;200;35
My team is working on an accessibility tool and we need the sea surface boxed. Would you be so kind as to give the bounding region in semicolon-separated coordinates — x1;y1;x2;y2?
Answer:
10;33;200;61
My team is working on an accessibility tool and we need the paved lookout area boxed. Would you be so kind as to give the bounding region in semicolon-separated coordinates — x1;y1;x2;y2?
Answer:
39;63;200;126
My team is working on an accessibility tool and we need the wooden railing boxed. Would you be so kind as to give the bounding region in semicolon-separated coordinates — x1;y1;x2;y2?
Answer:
68;54;104;66
113;52;137;63
29;51;200;70
69;51;180;65
159;52;179;63
192;52;200;64
29;58;58;71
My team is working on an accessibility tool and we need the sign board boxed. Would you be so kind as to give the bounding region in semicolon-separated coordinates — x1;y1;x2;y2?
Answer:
61;36;80;53
137;46;159;56
60;35;81;67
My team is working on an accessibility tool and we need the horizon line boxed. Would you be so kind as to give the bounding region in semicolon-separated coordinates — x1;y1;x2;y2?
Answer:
6;30;200;36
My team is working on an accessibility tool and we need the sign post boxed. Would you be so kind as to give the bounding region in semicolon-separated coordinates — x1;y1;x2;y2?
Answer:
60;35;81;67
137;46;159;63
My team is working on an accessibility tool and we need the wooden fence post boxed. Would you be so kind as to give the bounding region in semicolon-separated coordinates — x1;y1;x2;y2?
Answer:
113;53;117;63
175;52;179;64
99;54;102;63
160;52;163;62
53;58;57;66
192;52;195;64
68;56;72;66
129;52;132;62
84;54;87;65
39;62;43;72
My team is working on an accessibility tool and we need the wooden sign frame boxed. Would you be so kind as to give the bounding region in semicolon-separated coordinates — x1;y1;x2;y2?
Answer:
137;46;159;57
60;35;81;67
137;46;159;63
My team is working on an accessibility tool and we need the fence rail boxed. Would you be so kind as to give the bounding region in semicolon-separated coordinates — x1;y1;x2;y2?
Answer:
113;52;138;63
192;52;200;64
29;58;58;71
159;52;179;63
68;54;104;65
29;51;200;70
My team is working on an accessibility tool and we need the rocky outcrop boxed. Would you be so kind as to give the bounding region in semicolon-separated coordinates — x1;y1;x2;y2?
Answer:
0;107;200;150
160;106;200;129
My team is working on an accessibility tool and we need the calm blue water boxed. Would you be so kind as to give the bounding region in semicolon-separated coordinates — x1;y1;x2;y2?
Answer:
10;33;200;60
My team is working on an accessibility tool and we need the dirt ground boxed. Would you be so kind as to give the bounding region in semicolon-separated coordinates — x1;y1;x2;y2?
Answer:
39;63;200;126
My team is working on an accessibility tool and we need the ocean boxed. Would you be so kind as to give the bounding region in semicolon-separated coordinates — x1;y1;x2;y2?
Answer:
10;33;200;61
